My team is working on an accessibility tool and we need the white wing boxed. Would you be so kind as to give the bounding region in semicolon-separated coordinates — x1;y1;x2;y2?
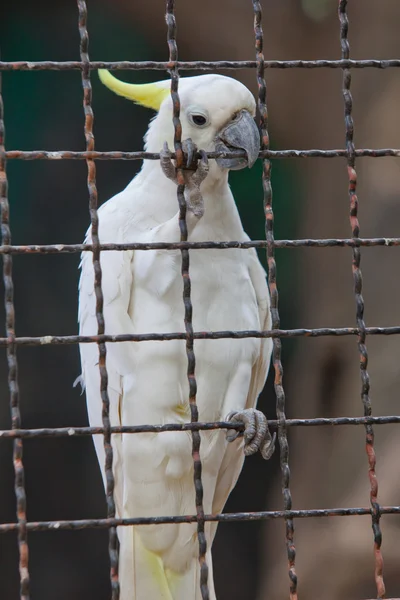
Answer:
211;248;272;517
78;194;135;516
244;249;273;410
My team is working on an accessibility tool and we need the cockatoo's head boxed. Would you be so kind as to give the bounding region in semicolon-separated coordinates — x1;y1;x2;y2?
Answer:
99;71;260;174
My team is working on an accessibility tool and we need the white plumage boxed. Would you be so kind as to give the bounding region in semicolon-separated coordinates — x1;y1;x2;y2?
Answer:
78;73;272;600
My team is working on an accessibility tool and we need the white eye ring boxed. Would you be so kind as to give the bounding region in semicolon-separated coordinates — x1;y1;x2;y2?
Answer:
187;108;210;128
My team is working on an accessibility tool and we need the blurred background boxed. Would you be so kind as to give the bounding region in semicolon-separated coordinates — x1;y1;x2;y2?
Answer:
1;0;400;598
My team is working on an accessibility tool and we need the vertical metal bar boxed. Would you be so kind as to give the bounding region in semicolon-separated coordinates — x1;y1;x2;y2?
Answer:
77;3;119;598
338;3;385;598
165;2;209;598
0;74;30;599
252;2;298;599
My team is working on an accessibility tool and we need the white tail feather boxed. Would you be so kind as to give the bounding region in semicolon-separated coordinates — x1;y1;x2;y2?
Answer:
118;526;216;600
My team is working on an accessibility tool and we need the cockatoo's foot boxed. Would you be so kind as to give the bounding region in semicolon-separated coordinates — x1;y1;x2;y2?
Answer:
160;140;209;218
226;408;276;460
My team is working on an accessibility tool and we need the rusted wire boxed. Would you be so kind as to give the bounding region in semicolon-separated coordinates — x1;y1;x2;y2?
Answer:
4;326;400;344
4;148;400;160
1;415;400;440
77;1;119;597
339;3;385;598
1;237;400;255
1;326;400;348
165;1;209;598
252;2;298;598
2;59;400;71
0;505;400;535
0;62;31;600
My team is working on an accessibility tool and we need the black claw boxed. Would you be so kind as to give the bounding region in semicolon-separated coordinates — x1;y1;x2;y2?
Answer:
226;430;240;443
225;411;242;443
261;431;276;461
198;149;208;166
182;138;196;169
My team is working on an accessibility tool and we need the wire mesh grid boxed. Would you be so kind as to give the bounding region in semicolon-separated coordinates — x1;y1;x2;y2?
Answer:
1;1;399;599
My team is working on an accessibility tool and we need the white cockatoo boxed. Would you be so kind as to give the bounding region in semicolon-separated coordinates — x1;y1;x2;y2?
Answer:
78;70;275;600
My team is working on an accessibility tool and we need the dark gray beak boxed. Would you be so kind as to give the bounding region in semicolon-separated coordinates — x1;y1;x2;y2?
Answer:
215;110;260;171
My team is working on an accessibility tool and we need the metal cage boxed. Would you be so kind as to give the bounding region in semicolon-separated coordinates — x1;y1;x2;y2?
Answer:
1;1;399;599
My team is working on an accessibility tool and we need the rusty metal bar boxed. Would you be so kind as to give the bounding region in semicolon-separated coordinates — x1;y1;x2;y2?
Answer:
1;59;400;71
77;2;119;597
0;61;31;600
0;506;399;535
252;2;298;598
5;148;400;160
0;325;400;348
1;415;400;440
1;237;400;255
165;2;209;597
339;2;385;598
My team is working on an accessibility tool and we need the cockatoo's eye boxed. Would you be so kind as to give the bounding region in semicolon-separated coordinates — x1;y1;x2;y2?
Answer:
188;113;209;127
192;115;207;126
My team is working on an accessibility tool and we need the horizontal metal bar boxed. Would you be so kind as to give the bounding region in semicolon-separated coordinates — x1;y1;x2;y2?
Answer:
0;506;399;534
5;149;400;161
1;60;400;71
0;327;399;348
0;238;399;255
1;416;400;440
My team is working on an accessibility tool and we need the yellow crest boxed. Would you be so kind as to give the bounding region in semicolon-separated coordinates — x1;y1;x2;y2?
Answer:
98;70;170;111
